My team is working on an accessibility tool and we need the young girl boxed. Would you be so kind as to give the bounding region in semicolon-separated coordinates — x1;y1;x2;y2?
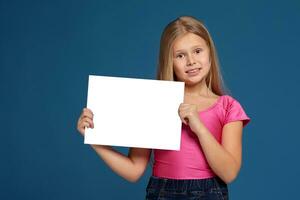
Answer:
77;16;250;200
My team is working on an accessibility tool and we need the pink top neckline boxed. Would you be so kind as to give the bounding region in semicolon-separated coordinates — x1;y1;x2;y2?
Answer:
199;95;224;113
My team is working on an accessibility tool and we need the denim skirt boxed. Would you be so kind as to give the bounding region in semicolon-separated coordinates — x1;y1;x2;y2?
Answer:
145;176;228;200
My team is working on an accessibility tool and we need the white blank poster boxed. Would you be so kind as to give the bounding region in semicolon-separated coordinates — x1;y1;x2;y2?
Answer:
84;75;184;150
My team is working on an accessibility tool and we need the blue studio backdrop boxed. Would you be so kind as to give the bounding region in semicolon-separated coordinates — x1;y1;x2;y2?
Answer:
1;0;300;199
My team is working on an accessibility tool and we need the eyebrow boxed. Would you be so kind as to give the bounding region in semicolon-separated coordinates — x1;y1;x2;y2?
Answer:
174;45;204;53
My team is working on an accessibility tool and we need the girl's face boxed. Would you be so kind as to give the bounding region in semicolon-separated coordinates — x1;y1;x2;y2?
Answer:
172;33;211;86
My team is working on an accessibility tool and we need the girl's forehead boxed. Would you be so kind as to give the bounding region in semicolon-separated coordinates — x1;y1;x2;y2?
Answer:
173;33;207;50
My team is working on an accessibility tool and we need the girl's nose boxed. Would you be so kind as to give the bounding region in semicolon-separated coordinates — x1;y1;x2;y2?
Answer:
186;54;196;66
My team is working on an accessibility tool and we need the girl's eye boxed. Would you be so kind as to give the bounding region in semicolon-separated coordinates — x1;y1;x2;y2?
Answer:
176;54;184;59
195;48;203;54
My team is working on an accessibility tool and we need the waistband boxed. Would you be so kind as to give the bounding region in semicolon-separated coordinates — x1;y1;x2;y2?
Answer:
146;175;227;192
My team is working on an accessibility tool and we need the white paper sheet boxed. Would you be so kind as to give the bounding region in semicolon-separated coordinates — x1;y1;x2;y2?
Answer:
84;75;184;150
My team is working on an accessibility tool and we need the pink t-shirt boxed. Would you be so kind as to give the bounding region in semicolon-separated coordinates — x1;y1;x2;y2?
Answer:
153;95;250;179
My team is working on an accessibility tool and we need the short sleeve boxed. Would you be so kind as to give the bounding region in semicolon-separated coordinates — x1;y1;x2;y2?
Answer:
224;97;250;127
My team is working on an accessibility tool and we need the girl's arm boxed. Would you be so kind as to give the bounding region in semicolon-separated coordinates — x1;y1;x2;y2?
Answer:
195;121;243;184
77;108;151;183
90;145;151;182
178;103;243;184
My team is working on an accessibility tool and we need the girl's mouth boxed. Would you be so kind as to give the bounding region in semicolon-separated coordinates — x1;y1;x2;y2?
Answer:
186;68;201;76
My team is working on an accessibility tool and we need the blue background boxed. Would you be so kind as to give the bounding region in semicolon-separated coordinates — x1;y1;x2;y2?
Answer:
1;0;300;199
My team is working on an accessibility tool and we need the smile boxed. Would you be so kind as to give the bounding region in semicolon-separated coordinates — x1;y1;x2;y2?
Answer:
185;68;201;76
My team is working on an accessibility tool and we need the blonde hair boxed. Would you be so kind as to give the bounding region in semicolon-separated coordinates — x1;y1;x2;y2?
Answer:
157;16;227;95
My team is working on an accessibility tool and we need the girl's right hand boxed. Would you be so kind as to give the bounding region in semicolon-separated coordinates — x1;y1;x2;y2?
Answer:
77;108;94;136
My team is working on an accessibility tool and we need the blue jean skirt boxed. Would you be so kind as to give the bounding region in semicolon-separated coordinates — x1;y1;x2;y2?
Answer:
145;176;228;200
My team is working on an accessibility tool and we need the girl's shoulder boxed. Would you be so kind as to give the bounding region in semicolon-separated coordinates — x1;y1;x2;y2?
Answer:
220;94;235;101
218;95;244;111
218;94;250;126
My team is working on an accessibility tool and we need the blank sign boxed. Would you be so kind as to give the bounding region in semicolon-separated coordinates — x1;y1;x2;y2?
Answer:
84;75;184;150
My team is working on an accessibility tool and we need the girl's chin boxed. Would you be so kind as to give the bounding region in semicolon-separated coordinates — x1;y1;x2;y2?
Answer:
183;77;205;86
175;75;206;86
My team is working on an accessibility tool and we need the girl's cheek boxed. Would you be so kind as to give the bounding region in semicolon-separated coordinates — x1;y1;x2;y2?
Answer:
199;57;210;65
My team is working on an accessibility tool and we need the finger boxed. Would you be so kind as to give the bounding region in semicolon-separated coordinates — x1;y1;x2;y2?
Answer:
178;110;188;125
178;106;192;119
77;121;90;136
178;104;193;111
178;104;189;114
80;117;94;128
179;103;189;108
82;121;90;129
77;121;89;131
181;103;193;107
179;107;191;113
80;109;94;120
82;109;94;118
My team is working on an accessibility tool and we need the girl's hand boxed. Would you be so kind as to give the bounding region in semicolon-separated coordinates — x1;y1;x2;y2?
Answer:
77;108;94;136
178;103;202;134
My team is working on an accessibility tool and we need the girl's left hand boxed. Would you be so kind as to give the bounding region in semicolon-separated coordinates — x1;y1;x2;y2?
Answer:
178;103;203;134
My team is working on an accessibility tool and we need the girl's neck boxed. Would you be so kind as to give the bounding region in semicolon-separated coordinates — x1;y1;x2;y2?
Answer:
184;81;214;97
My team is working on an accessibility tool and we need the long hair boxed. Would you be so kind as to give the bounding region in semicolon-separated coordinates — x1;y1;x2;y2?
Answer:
157;16;227;95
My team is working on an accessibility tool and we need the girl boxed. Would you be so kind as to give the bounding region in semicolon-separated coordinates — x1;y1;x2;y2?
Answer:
77;16;250;200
